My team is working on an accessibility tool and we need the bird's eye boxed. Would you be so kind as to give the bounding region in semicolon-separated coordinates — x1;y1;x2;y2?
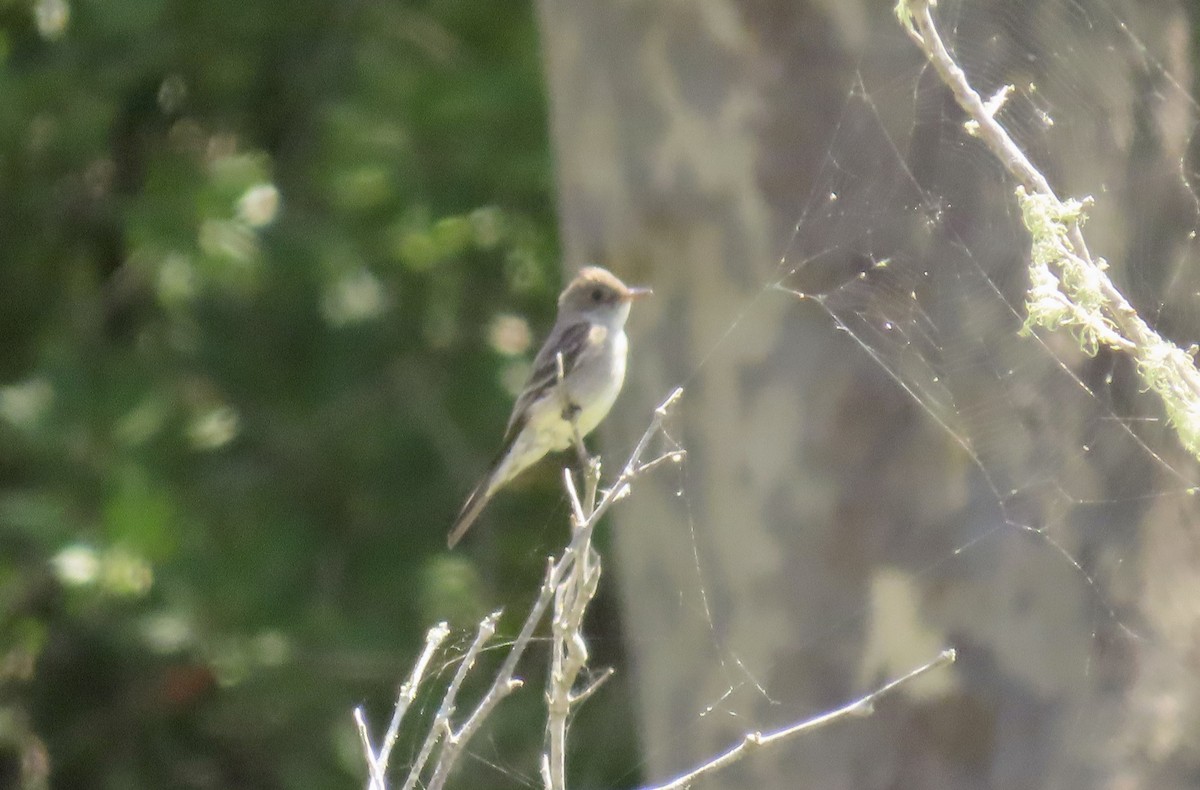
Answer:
591;288;604;302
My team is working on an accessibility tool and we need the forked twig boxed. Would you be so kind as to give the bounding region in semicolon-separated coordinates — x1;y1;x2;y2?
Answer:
355;622;451;790
399;612;501;790
358;388;684;790
543;388;684;790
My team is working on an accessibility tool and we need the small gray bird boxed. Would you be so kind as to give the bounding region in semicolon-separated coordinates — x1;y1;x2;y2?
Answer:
448;266;651;548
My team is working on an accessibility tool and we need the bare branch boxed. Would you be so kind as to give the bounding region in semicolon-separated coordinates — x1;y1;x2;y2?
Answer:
568;666;615;707
622;388;684;478
401;612;501;790
361;389;685;790
642;648;957;790
542;388;686;790
543;381;656;788
544;505;601;790
552;386;684;563
425;564;557;790
898;0;1056;202
357;621;451;790
378;623;451;777
562;467;586;527
636;449;687;477
354;708;386;790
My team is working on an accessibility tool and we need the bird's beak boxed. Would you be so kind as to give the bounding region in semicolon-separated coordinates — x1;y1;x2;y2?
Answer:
624;286;653;301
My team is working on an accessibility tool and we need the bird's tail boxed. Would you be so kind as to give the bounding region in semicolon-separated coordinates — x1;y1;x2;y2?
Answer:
447;472;495;548
447;430;531;548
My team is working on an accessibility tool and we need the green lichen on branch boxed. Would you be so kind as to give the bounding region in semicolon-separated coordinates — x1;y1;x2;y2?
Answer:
1016;187;1127;355
1016;185;1200;458
1134;338;1200;458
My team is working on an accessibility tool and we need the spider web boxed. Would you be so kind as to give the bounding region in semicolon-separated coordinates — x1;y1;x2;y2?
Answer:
385;1;1200;788
618;1;1200;787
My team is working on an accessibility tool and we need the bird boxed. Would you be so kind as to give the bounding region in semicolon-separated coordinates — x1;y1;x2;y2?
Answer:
447;266;651;548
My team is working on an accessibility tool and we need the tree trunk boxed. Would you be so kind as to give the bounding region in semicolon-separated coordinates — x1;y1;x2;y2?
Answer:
537;1;1200;787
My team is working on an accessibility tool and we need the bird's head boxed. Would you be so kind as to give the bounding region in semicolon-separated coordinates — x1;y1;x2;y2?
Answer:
558;266;651;325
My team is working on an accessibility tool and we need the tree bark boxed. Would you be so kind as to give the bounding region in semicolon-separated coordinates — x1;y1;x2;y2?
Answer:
537;1;1200;787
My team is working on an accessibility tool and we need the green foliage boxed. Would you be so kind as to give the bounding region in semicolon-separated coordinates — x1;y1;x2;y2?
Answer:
0;1;641;787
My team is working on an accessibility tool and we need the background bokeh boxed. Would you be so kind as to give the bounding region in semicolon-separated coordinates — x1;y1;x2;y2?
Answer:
0;1;629;787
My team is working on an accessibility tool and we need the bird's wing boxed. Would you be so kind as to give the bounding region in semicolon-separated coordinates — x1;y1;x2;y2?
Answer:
447;321;595;548
504;320;594;440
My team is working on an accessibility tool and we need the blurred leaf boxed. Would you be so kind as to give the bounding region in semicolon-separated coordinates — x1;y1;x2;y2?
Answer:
103;466;177;562
0;0;564;785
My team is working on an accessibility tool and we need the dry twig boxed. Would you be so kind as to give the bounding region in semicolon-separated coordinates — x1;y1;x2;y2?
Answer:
642;648;957;790
355;622;451;790
357;388;685;790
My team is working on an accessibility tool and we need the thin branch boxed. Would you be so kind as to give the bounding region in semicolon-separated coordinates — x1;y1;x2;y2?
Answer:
562;467;586;527
898;0;1200;457
621;388;684;479
642;648;957;790
366;388;685;790
545;507;600;790
636;449;687;477
549;386;685;570
568;666;614;707
401;612;501;790
899;0;1056;205
378;623;451;776
545;380;616;789
581;455;601;518
354;708;386;790
357;621;451;790
425;564;556;790
538;392;687;790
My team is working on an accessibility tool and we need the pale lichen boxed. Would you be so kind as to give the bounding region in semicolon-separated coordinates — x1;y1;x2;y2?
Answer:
1135;340;1200;457
903;0;1200;461
1017;187;1127;356
1016;185;1200;458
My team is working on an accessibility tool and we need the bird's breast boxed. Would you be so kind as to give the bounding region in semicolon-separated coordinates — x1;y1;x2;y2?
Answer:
570;328;627;438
